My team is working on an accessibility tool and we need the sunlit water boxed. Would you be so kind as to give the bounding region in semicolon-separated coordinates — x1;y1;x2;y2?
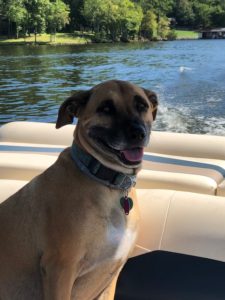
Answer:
0;40;225;135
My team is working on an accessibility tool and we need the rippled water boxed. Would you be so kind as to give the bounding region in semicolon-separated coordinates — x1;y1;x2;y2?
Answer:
0;40;225;135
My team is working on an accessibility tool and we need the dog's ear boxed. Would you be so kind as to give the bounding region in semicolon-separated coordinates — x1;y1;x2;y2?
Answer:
142;88;158;121
56;90;91;129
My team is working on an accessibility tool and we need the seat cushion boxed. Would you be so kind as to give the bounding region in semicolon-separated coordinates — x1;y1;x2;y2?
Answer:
137;169;217;195
135;152;225;195
148;131;225;160
0;179;28;203
0;121;74;146
0;150;222;195
0;152;57;180
134;189;225;262
218;180;225;196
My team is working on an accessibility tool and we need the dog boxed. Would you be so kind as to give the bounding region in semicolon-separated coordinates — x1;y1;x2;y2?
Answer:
0;80;158;300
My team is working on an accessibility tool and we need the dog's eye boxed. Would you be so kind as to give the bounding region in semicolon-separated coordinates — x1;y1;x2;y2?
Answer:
136;101;149;113
97;100;116;115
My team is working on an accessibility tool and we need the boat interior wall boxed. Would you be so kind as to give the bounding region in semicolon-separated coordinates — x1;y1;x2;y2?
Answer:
136;189;225;263
0;179;27;201
148;131;225;160
0;151;220;195
218;181;225;196
0;121;74;147
0;152;57;181
137;170;217;195
1;121;225;160
1;121;225;196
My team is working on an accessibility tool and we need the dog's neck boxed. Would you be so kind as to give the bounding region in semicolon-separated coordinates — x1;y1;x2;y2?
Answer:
70;144;136;191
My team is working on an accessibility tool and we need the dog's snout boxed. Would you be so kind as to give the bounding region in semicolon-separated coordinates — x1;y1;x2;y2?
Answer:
128;123;146;142
130;128;146;141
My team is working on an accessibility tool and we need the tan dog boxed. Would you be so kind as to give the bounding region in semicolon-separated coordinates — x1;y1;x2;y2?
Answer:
0;80;158;300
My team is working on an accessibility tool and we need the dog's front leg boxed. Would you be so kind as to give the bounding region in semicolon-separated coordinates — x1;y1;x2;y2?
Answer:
95;269;122;300
41;254;77;300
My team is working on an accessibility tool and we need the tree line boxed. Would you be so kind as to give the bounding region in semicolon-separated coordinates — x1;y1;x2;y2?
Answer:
0;0;225;41
0;0;70;41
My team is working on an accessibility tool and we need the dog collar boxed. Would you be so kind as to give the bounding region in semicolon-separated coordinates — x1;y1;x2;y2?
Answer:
70;144;136;190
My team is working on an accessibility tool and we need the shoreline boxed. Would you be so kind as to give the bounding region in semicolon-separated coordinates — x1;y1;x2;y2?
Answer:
0;38;199;47
0;31;199;47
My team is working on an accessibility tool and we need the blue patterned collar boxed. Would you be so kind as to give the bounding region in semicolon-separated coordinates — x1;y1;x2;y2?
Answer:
70;144;136;190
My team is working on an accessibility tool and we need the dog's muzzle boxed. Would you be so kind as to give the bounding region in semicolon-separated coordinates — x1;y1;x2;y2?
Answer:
127;123;147;144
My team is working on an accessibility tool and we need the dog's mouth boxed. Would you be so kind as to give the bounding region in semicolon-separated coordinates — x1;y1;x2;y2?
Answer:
95;138;144;165
120;148;144;164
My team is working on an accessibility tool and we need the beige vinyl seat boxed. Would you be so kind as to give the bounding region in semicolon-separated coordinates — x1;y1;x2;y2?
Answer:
137;152;225;195
1;121;225;195
0;179;27;201
0;121;73;148
0;152;57;181
0;151;222;196
145;131;225;196
135;189;225;262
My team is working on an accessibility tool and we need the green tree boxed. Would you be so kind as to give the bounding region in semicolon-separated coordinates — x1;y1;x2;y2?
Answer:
157;16;170;39
0;0;3;13
192;2;212;28
117;0;143;41
137;0;173;19
140;10;157;39
173;0;194;27
64;0;86;31
6;0;27;38
82;0;105;33
47;0;70;40
82;0;143;41
24;0;50;43
100;0;120;41
210;5;225;27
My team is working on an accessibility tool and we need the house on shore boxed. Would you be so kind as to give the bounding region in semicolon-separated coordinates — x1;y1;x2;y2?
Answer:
199;28;225;39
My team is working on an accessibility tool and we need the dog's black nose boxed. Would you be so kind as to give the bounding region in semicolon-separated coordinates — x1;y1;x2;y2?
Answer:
128;123;146;142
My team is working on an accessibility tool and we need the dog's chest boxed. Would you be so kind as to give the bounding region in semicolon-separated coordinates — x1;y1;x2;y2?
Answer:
76;211;137;299
106;217;137;261
81;208;137;276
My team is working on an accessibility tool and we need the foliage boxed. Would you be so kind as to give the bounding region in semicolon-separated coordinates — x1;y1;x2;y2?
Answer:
210;5;225;28
0;0;70;40
140;10;157;39
137;0;173;17
82;0;106;32
173;0;195;27
166;29;177;40
192;2;213;28
172;0;225;29
5;0;27;38
117;0;143;41
1;0;225;40
24;0;50;38
47;0;70;35
82;0;143;41
63;0;86;30
157;16;170;39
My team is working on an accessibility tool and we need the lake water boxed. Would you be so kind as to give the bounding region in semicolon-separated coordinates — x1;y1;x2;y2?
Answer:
0;40;225;135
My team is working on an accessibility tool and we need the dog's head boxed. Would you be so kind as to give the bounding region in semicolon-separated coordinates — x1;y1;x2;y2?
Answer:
56;80;158;174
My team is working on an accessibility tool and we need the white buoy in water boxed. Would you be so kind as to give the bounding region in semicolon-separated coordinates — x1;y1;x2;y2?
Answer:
179;66;192;73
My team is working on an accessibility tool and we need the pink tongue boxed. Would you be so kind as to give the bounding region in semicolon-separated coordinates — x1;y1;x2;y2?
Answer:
121;148;144;162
